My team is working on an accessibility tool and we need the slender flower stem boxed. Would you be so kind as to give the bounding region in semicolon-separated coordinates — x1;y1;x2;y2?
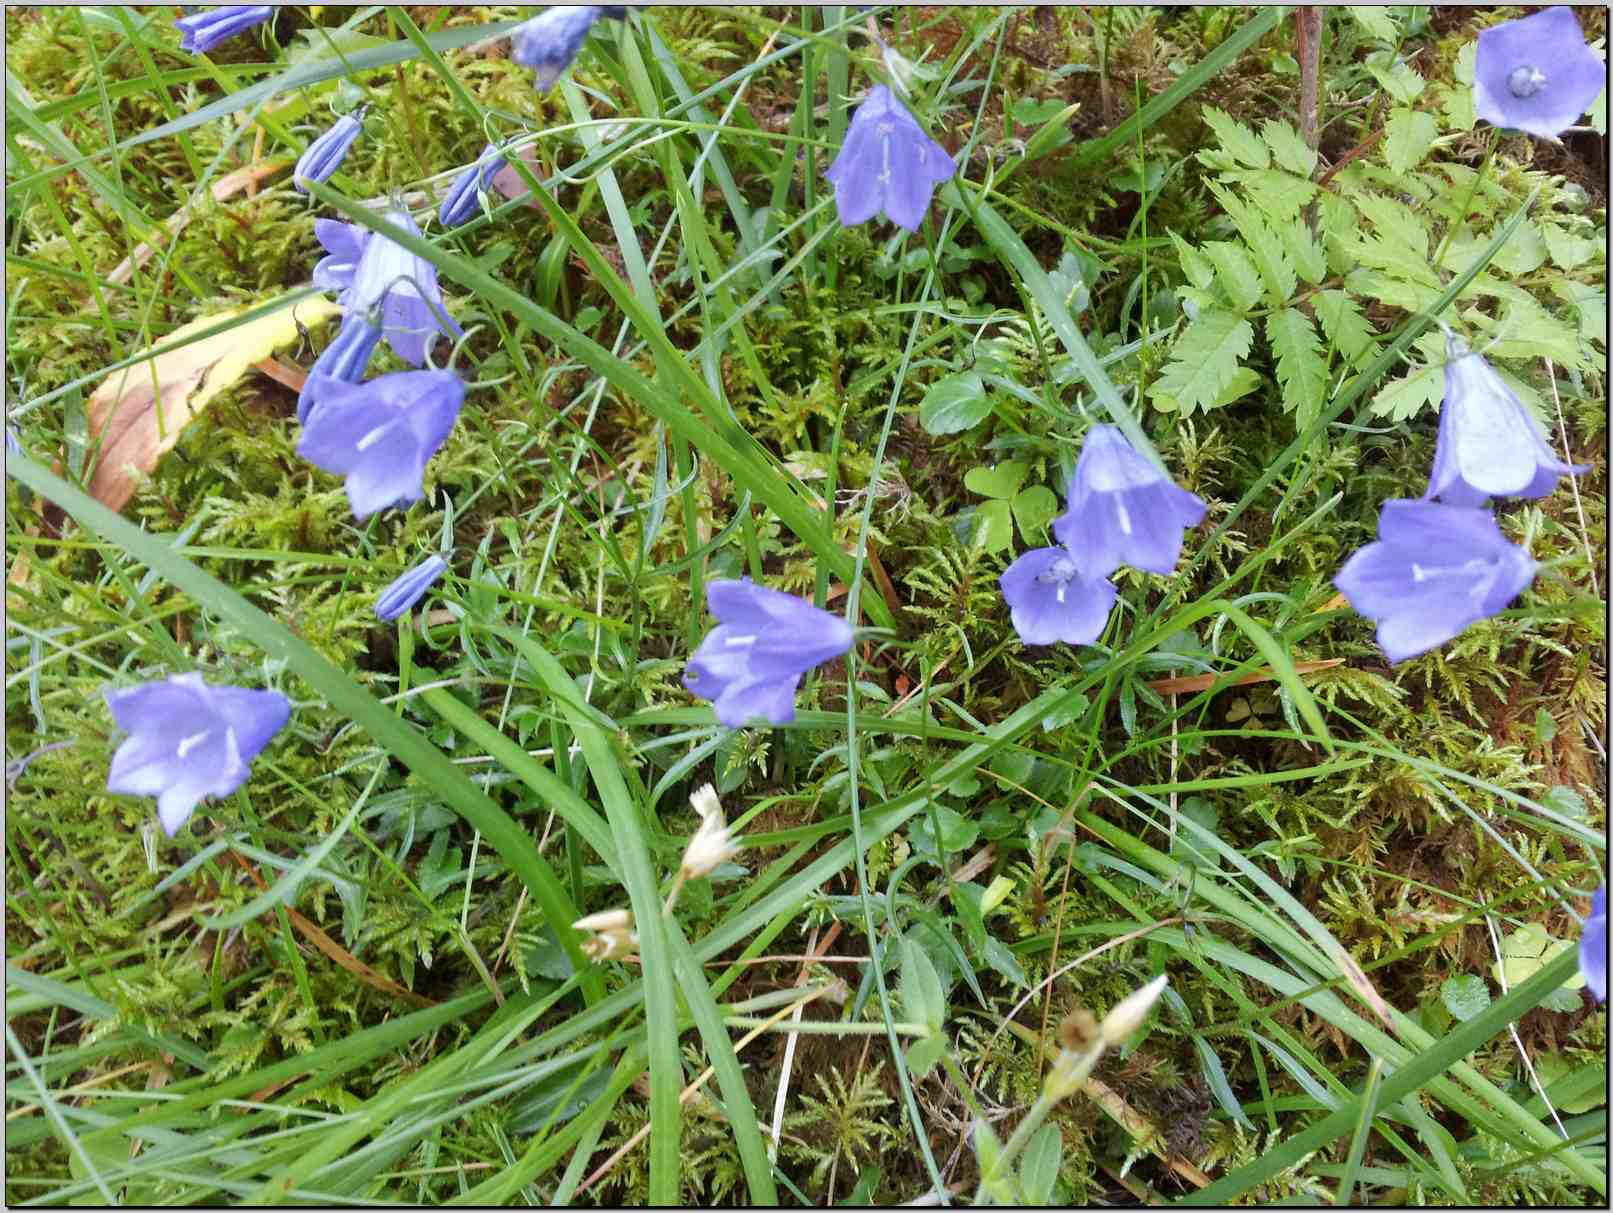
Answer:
1430;128;1500;272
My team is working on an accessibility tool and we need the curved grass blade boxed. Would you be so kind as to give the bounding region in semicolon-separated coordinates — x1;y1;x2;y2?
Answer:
5;452;604;1005
304;182;894;631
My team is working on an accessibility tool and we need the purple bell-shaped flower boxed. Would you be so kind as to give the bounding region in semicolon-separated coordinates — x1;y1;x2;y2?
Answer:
825;84;956;233
1334;499;1537;663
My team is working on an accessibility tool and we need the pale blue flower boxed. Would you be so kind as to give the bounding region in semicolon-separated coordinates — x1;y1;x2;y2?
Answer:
175;6;273;53
294;112;364;193
105;673;290;835
825;84;956;232
296;370;465;519
1053;424;1207;578
312;209;463;366
1474;7;1605;140
999;546;1116;647
683;579;853;727
375;554;449;621
1334;499;1537;663
1581;887;1606;1002
512;6;625;91
439;143;510;228
1427;333;1589;506
297;313;382;424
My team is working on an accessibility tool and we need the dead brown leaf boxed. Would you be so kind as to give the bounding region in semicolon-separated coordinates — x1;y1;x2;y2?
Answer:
86;293;340;511
1145;658;1345;696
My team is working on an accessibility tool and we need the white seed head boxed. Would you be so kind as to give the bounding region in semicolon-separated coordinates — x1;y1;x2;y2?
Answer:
1099;973;1169;1047
689;783;723;825
573;908;634;935
681;817;739;880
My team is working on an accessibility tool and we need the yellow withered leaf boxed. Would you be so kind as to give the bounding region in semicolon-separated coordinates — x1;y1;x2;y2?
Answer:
86;293;341;511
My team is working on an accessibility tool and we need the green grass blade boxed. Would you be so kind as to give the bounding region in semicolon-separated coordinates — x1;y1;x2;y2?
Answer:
4;452;604;1004
1070;8;1291;169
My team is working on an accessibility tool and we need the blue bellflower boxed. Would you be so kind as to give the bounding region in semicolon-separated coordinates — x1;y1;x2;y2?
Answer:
1334;499;1537;663
297;370;465;519
1474;7;1605;140
1053;424;1207;578
376;554;449;621
999;547;1117;647
439;144;511;228
313;210;463;366
1427;332;1589;507
175;5;273;54
105;673;290;836
1581;887;1607;1002
512;6;623;91
297;313;383;424
294;111;365;193
825;84;956;233
683;579;853;727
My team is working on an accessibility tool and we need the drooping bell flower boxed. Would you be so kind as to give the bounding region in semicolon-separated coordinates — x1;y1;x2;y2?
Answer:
1474;7;1605;140
296;370;465;519
375;554;449;621
511;5;627;91
439;143;510;228
683;579;853;727
999;546;1117;647
825;84;956;233
312;209;463;366
105;673;290;836
1426;332;1589;506
175;5;274;54
1333;499;1537;663
297;313;383;424
294;111;365;193
1581;887;1606;1002
1053;424;1207;579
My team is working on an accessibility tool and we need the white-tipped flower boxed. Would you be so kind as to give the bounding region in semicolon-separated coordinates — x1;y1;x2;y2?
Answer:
1099;973;1169;1047
681;784;739;880
574;908;637;962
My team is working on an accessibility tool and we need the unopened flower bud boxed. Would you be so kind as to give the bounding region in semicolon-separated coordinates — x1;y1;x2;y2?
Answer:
1099;973;1169;1047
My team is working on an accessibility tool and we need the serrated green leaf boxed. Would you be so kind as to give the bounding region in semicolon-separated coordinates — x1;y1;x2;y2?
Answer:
1012;485;1059;544
1485;219;1548;276
1440;974;1491;1022
1203;240;1263;312
1384;107;1439;174
1348;5;1400;40
1543;220;1599;270
1314;289;1379;367
1280;218;1328;285
1480;296;1586;369
919;371;990;435
1170;230;1216;290
1369;360;1444;421
1211;185;1296;304
1442;47;1478;130
1261;117;1316;176
1352;191;1432;253
964;461;1028;500
1222;168;1316;218
1267;307;1329;427
1150;310;1255;415
973;499;1015;554
1367;57;1426;104
1549;279;1607;344
1200;105;1268;168
1209;365;1263;409
1346;267;1443;315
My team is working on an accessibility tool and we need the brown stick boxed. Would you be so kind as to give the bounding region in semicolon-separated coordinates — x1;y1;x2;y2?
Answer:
1296;7;1325;155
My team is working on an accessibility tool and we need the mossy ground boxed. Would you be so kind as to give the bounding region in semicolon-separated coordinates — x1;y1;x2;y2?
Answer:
5;5;1606;1205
